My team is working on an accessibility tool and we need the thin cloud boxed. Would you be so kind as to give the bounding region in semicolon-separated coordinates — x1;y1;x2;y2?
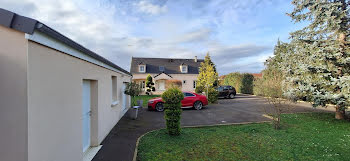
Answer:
134;0;168;15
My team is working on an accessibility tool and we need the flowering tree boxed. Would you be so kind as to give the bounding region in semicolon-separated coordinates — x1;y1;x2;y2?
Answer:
283;0;350;119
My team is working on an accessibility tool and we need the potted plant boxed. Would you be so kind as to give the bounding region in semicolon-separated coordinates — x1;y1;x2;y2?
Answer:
124;82;142;119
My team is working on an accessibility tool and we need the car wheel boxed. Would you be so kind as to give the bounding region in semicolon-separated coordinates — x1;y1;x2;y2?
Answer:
193;101;203;110
229;93;235;99
155;103;164;112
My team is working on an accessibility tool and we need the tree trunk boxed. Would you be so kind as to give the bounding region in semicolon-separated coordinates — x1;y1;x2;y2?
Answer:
335;106;346;120
334;0;347;120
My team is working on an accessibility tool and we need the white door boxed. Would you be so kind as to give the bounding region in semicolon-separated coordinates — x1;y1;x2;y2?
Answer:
159;80;165;90
122;83;127;110
82;80;91;152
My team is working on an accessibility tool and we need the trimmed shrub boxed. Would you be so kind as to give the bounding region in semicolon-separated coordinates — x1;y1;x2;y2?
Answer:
146;74;155;94
207;87;218;103
161;87;184;135
223;72;243;93
240;73;254;94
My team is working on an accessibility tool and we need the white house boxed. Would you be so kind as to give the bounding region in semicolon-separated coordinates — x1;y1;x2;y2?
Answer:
131;57;203;94
0;8;132;161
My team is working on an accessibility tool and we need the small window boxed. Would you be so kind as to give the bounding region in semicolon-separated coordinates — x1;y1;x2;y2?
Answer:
112;76;118;102
181;66;187;73
184;92;195;97
183;80;186;84
139;65;145;72
159;66;165;72
139;81;145;89
193;80;196;89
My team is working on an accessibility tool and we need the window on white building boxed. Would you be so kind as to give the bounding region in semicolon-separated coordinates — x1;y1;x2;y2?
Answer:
112;76;118;103
181;65;188;73
139;65;145;72
141;80;145;89
193;80;197;89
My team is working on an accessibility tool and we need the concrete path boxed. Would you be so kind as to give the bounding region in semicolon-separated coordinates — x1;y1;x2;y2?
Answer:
92;94;333;161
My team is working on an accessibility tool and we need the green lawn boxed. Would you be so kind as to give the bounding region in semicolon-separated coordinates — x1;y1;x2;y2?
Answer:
137;113;350;161
134;95;160;107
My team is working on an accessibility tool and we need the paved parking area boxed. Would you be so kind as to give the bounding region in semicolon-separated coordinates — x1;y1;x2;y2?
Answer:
92;94;333;161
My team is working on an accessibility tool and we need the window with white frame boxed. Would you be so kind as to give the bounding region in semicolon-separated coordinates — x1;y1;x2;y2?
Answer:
112;76;118;103
141;81;145;89
139;65;145;72
181;65;188;73
193;80;197;89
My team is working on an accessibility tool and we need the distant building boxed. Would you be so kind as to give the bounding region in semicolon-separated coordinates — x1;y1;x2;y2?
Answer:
251;73;263;79
130;57;203;94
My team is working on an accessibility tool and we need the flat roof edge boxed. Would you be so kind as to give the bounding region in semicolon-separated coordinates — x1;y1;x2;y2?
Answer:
0;8;131;76
0;8;37;34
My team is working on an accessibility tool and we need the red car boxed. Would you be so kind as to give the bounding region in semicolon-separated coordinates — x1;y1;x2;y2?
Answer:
148;92;208;112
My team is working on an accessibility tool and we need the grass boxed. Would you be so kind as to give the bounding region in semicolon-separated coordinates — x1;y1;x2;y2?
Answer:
137;113;350;161
134;95;160;107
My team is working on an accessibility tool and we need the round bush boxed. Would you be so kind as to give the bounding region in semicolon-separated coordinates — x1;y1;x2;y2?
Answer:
161;88;184;104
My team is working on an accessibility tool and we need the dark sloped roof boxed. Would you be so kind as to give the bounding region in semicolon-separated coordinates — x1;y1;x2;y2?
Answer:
131;57;203;74
0;8;131;75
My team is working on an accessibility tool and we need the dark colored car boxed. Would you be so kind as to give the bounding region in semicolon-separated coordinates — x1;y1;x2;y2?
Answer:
217;85;236;99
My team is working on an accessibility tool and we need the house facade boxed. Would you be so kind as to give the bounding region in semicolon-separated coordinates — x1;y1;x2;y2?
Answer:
131;57;203;94
0;9;132;161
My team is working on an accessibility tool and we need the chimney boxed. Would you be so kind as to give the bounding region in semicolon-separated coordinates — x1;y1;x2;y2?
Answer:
194;56;198;62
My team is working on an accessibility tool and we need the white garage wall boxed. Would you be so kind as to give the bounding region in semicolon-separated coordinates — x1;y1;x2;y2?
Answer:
27;40;131;161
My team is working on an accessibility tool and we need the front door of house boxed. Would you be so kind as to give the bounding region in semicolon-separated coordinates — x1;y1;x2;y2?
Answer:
82;80;91;152
159;80;165;90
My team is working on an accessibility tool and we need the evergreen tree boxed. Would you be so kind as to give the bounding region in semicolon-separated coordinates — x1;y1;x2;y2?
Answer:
254;40;287;96
283;0;349;119
196;53;218;95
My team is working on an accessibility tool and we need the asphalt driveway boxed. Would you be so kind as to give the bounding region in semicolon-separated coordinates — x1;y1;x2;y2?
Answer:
92;94;333;161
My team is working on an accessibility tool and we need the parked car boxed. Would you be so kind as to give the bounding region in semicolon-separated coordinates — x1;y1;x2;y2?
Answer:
148;92;208;112
217;85;236;99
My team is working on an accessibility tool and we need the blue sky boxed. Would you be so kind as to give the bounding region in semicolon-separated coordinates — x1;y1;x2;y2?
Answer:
0;0;303;75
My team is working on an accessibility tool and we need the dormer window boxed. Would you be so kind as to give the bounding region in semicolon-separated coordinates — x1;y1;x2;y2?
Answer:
180;64;188;73
139;65;146;73
159;66;165;72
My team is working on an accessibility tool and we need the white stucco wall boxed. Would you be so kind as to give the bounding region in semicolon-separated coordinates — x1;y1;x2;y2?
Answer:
27;41;131;161
0;24;28;161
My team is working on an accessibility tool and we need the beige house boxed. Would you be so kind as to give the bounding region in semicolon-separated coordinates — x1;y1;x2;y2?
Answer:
131;57;203;94
0;9;132;161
